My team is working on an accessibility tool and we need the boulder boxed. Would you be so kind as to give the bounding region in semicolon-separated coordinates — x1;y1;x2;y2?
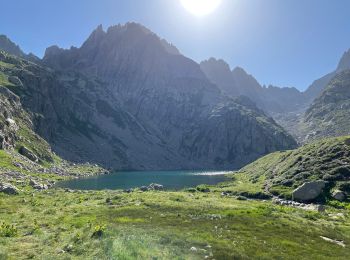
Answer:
19;146;38;162
139;186;149;192
292;180;326;202
29;179;48;190
148;183;164;191
0;182;19;195
8;76;23;86
332;190;346;201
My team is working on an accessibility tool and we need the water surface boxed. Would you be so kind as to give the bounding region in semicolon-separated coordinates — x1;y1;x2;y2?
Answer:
55;170;230;190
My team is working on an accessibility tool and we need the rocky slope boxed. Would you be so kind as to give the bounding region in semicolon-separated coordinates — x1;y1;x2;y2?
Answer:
0;35;25;58
232;136;350;202
200;52;350;144
0;25;297;170
304;49;350;102
303;70;350;141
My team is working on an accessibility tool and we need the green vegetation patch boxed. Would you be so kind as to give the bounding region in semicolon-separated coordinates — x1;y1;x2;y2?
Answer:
0;190;349;259
229;136;350;199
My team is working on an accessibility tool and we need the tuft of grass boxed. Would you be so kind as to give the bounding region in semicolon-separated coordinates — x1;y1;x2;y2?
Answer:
0;222;18;237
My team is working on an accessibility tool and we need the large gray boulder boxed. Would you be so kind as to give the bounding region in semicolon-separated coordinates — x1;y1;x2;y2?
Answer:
19;146;38;162
292;180;326;202
0;182;19;195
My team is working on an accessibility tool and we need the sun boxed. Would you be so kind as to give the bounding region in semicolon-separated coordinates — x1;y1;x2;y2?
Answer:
180;0;222;17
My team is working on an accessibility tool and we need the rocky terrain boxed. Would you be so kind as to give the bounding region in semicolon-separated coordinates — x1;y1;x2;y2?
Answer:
0;23;297;171
303;70;350;142
225;136;350;203
200;51;350;144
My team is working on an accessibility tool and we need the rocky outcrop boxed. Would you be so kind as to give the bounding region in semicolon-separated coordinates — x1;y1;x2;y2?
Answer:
18;146;38;162
0;182;19;195
148;183;164;190
292;181;327;202
0;35;25;57
29;179;48;190
0;86;21;150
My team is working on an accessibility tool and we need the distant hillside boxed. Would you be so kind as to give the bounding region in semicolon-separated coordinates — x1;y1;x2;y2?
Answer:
303;70;350;141
224;136;350;201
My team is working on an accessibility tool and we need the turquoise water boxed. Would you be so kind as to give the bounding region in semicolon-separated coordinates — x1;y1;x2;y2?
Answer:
55;170;230;190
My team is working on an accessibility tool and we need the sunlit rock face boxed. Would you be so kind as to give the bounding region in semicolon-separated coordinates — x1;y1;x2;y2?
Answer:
37;23;297;170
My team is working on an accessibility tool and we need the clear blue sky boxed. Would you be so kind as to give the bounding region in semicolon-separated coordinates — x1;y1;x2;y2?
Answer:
1;0;350;90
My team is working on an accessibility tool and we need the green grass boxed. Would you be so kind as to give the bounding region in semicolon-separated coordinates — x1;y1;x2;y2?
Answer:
0;71;13;87
0;190;349;259
0;150;18;171
229;136;350;199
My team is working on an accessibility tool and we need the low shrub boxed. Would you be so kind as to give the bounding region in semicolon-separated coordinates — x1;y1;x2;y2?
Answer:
91;224;106;238
0;222;18;237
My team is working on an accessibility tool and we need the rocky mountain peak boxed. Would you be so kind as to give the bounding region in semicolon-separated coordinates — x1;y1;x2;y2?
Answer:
0;35;25;57
337;49;350;72
201;58;232;72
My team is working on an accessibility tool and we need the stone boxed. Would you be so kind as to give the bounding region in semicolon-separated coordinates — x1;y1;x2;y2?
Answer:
19;146;38;162
0;182;19;195
315;204;326;213
292;180;326;202
148;183;164;191
332;190;346;201
29;179;48;190
5;118;17;130
139;186;149;192
0;133;4;149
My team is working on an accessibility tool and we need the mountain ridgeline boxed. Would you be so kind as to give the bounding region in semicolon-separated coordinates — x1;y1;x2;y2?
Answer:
0;24;296;170
200;58;307;114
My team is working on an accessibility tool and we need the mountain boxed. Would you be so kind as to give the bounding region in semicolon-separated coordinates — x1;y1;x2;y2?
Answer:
200;58;306;114
304;49;350;101
0;35;25;57
0;22;295;170
303;70;350;141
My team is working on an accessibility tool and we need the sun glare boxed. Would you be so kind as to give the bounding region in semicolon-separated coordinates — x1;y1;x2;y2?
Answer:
180;0;222;17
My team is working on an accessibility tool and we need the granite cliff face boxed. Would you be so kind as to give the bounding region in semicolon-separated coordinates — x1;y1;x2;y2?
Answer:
0;23;297;170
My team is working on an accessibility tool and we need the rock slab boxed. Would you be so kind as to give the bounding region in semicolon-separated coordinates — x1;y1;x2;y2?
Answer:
292;180;326;202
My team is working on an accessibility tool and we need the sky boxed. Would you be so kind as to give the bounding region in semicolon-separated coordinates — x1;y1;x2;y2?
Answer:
1;0;350;91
